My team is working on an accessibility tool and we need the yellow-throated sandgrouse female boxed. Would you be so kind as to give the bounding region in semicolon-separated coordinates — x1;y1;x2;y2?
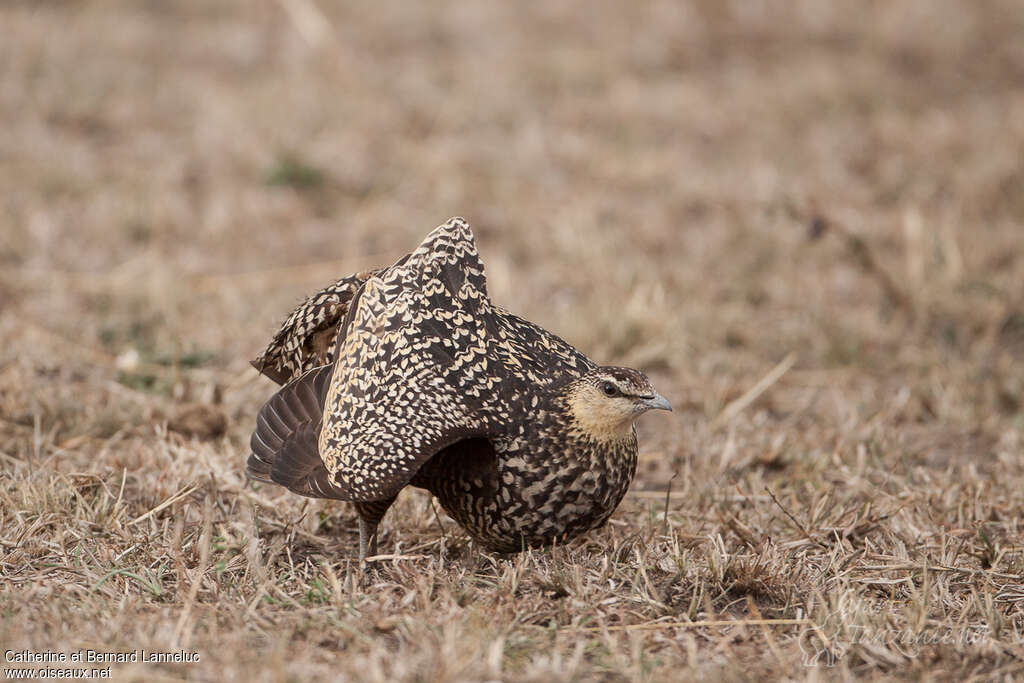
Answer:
249;218;671;560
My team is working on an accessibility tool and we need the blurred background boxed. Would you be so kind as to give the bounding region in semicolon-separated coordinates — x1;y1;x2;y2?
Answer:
4;0;1022;469
2;1;1023;678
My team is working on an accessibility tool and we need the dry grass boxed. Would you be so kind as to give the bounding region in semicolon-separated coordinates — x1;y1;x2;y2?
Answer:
2;1;1024;680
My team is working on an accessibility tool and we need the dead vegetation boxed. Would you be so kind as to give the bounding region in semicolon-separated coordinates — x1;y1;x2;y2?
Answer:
2;1;1023;680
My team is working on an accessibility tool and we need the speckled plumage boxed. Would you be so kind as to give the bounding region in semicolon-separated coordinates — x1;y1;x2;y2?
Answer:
248;218;670;557
251;268;384;384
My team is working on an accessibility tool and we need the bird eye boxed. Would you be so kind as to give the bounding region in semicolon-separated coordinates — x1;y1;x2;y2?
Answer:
602;382;618;397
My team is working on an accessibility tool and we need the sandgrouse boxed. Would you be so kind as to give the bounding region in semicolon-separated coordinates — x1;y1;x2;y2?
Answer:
248;218;671;560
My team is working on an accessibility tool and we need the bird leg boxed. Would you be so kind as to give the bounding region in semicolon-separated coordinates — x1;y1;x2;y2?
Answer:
353;497;396;564
358;518;378;562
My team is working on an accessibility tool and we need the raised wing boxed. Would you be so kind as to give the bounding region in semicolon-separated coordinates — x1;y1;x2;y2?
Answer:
251;269;384;384
320;218;502;501
251;279;594;392
249;217;600;503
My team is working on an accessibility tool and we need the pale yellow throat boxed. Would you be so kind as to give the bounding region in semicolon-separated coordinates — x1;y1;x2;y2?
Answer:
567;385;637;443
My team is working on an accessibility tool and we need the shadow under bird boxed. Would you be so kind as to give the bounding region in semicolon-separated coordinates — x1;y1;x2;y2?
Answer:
248;217;671;561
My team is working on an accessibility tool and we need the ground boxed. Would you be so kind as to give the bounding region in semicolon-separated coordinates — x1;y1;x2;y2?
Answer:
2;1;1024;681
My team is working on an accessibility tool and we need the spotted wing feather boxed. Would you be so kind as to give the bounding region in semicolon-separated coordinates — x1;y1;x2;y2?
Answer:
251;284;593;391
319;218;500;501
251;269;384;384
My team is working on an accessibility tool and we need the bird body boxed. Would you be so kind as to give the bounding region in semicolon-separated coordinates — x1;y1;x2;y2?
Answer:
249;218;670;558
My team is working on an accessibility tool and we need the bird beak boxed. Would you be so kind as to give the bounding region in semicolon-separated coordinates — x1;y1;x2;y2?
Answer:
643;393;672;412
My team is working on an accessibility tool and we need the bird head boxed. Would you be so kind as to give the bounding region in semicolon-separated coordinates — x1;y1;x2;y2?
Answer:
565;367;672;441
